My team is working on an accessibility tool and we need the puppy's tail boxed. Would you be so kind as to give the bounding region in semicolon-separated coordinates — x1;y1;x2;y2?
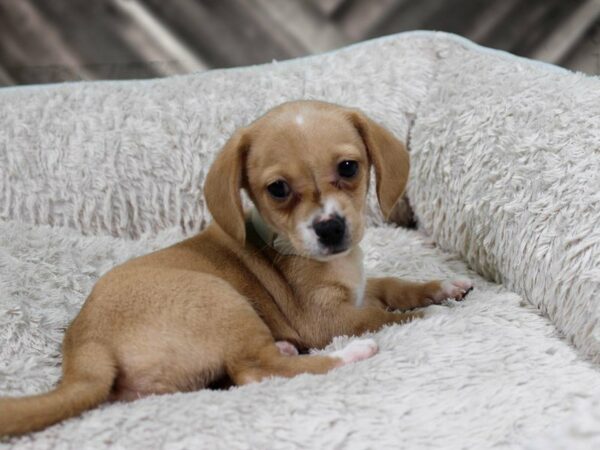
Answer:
0;341;117;437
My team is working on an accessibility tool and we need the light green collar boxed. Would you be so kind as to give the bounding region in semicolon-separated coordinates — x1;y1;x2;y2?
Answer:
248;208;299;256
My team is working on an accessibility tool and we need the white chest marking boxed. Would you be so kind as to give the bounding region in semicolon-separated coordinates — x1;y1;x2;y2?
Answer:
355;259;366;308
355;271;367;308
295;114;304;126
326;247;366;307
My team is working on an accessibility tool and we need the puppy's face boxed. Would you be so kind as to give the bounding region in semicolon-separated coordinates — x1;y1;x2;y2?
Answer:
204;101;409;261
245;108;369;259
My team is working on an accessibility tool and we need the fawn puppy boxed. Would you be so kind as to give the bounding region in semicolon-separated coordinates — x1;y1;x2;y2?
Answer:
0;100;472;436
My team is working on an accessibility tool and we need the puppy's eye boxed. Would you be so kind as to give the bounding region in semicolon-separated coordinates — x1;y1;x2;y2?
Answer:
337;160;358;178
267;180;291;199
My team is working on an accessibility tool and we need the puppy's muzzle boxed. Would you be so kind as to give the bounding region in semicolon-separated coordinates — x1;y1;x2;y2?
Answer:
313;215;347;252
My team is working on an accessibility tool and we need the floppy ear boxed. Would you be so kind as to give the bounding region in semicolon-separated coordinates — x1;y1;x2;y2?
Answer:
204;129;250;243
348;110;410;220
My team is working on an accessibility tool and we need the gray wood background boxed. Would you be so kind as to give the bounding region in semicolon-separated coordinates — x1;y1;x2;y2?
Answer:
1;0;599;86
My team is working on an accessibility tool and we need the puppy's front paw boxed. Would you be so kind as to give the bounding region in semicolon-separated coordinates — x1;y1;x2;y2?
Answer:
430;278;474;303
331;338;379;366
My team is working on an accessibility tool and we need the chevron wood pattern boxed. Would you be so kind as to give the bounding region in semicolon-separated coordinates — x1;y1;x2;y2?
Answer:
0;0;599;86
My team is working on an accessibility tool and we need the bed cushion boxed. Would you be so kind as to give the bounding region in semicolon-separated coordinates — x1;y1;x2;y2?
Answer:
2;31;600;448
0;35;436;238
408;35;600;363
2;219;599;449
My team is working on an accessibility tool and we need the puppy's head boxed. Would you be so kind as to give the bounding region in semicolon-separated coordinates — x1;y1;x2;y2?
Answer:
204;101;409;260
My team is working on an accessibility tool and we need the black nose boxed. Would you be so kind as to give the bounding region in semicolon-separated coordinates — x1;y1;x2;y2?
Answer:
313;215;346;248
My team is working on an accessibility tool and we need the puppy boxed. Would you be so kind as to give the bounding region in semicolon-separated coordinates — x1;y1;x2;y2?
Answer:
0;100;472;436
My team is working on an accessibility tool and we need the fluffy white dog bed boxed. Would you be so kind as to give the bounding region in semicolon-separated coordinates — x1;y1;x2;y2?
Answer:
1;31;600;449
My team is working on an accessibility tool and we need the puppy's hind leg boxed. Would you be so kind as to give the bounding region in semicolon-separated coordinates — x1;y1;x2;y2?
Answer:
227;332;378;385
229;340;378;385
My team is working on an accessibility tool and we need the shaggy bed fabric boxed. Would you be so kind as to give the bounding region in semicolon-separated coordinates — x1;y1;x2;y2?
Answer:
1;31;600;448
408;37;600;365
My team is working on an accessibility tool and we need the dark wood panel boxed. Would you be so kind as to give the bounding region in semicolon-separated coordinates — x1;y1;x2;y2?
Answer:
0;0;598;87
142;0;299;68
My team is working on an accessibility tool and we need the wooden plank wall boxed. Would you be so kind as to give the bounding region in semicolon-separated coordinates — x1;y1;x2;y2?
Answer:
0;0;599;86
